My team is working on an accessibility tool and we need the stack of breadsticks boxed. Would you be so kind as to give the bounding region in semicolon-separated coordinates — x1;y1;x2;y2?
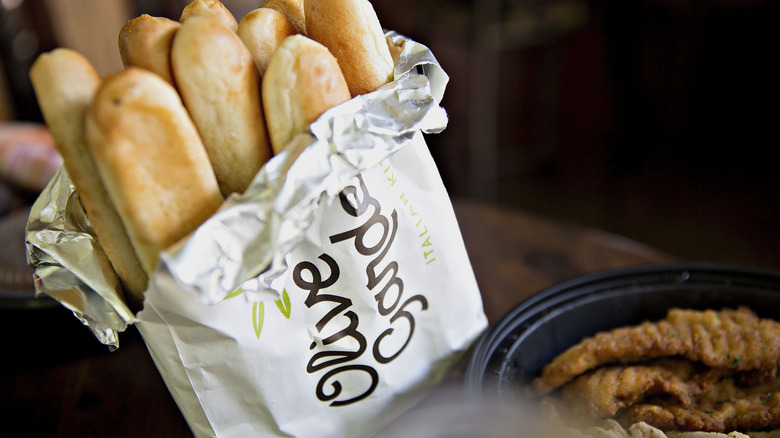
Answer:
29;0;397;308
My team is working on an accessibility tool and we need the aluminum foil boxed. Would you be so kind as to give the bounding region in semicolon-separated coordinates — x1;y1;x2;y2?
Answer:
25;32;449;348
25;167;135;347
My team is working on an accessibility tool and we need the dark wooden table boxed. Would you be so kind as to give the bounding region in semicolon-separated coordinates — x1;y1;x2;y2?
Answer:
0;199;674;437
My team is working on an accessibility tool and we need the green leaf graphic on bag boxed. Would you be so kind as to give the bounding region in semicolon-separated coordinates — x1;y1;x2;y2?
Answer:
275;289;291;319
252;302;265;339
251;289;292;339
224;288;244;300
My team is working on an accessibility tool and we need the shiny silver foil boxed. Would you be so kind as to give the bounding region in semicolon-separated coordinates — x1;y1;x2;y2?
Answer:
25;167;135;347
25;32;449;349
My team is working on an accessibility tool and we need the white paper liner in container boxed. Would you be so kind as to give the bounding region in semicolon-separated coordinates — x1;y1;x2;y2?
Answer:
26;32;488;438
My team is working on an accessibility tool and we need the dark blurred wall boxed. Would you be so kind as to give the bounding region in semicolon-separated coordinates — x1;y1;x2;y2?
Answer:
2;0;777;268
373;0;780;268
0;1;57;122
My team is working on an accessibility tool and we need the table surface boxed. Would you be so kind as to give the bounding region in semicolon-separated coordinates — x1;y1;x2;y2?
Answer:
0;199;675;437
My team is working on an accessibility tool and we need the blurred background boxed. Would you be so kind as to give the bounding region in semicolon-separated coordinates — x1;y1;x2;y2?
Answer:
1;0;778;273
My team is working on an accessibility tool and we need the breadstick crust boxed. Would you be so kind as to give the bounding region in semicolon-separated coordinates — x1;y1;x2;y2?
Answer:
85;67;224;276
179;0;237;31
118;14;180;86
171;14;272;197
304;0;394;97
262;35;351;153
29;48;149;305
237;7;298;76
260;0;306;35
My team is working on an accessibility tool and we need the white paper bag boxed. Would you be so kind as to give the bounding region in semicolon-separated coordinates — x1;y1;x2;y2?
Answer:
138;134;486;437
27;32;487;437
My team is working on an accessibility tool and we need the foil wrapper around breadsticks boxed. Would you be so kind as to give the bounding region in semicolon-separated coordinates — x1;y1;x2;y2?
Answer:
27;31;449;330
26;31;485;438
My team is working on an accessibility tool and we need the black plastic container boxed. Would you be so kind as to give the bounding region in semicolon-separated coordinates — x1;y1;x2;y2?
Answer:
464;262;780;402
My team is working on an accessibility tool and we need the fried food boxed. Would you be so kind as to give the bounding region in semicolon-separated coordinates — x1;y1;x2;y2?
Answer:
620;377;780;433
533;307;780;395
560;359;699;419
559;357;779;426
536;307;780;434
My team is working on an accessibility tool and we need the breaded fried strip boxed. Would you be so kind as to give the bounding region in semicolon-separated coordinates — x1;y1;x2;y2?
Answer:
533;308;780;395
561;359;698;419
29;48;148;304
622;390;780;433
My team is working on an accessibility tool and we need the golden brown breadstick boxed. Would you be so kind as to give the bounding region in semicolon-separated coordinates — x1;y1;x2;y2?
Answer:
261;0;306;34
262;35;351;153
172;14;273;197
179;0;238;31
29;48;148;304
304;0;394;96
237;7;298;76
85;67;224;276
118;14;180;85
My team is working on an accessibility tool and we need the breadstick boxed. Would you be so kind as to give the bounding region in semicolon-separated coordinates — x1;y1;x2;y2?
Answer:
304;0;394;96
179;0;237;31
262;35;351;153
118;14;180;86
237;7;298;76
260;0;306;34
171;14;272;196
85;67;223;276
29;48;148;304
